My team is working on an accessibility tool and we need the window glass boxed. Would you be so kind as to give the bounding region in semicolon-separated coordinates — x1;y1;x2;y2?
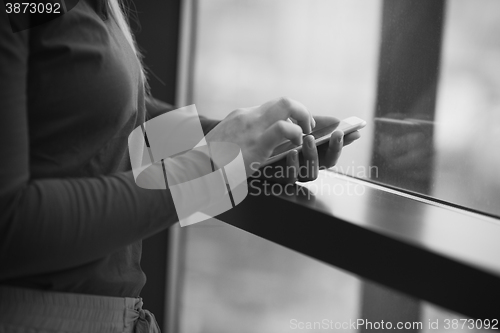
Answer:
192;0;500;217
179;222;489;333
178;0;500;331
433;0;500;216
179;221;361;333
193;0;380;171
181;0;380;331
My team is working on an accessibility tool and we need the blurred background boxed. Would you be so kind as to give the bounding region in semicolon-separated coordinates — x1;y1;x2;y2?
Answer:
174;0;500;331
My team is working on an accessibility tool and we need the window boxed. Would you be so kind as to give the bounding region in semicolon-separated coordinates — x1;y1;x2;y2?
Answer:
175;0;500;331
190;0;500;217
183;1;379;329
370;0;500;217
433;0;500;216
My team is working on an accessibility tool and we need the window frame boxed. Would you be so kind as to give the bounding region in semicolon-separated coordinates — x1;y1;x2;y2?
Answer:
216;173;500;319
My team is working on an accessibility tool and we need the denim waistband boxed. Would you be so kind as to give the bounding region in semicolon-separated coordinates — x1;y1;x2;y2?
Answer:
0;285;160;333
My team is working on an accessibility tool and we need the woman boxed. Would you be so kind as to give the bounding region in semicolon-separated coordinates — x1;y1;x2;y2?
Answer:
0;0;360;331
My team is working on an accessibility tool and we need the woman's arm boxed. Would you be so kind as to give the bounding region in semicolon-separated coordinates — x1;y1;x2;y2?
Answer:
0;13;178;281
0;8;359;281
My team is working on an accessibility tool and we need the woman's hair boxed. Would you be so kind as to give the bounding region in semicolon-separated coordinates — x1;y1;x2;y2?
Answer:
103;0;148;87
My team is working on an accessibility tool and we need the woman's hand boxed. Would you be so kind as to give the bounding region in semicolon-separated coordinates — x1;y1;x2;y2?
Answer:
260;115;361;183
204;97;361;182
205;97;313;173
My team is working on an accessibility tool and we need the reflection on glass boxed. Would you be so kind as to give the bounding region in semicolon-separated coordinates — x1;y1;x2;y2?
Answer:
372;116;435;194
368;0;500;216
368;0;444;195
433;0;500;216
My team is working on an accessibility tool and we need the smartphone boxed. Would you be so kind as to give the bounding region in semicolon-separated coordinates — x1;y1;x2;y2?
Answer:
262;116;367;166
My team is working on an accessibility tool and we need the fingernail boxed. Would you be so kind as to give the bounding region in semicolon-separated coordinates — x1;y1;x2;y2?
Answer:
311;117;316;129
291;150;298;162
336;130;344;143
307;135;315;148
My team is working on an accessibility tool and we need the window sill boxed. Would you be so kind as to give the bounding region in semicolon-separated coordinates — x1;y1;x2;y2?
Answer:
216;171;500;319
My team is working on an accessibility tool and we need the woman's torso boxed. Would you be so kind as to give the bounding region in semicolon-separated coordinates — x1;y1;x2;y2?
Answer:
4;0;147;297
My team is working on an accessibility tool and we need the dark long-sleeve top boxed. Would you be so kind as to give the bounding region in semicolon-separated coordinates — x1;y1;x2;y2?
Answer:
0;0;218;297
